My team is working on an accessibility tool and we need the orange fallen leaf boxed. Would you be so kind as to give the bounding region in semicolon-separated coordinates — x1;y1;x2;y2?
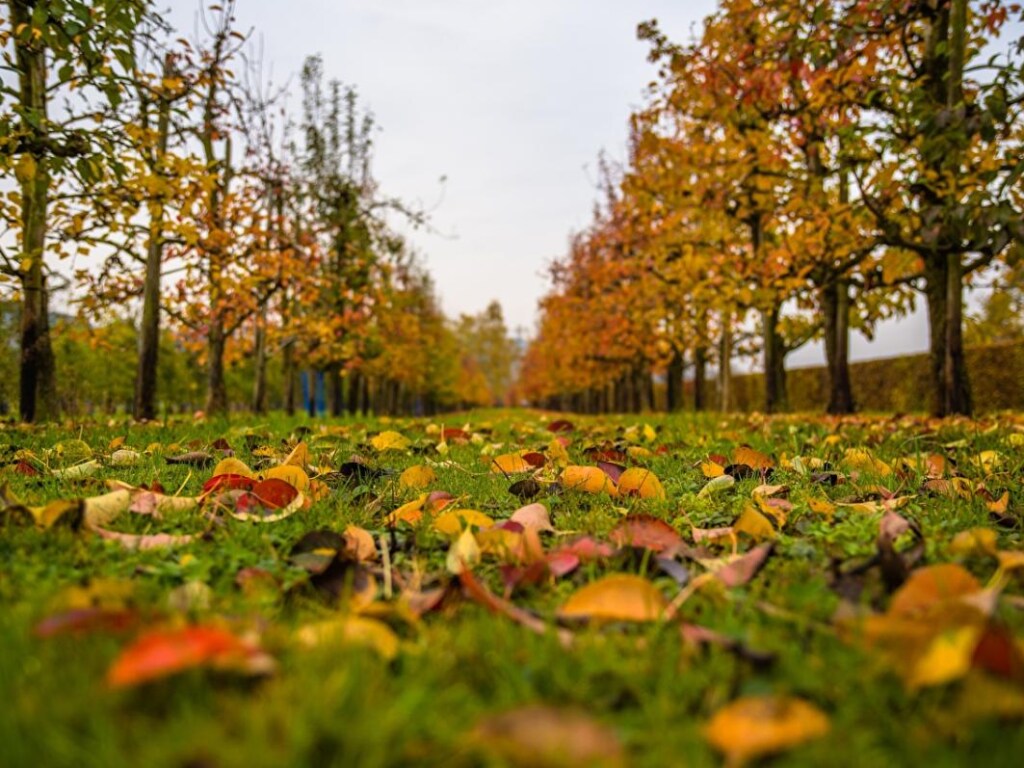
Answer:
557;574;666;622
107;625;272;687
616;468;665;499
705;696;829;765
560;466;617;496
491;453;533;474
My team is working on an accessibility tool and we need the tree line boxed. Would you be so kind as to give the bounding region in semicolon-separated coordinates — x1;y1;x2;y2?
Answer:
0;1;518;421
519;0;1024;417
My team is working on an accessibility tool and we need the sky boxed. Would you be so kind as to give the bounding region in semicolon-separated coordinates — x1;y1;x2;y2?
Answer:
159;0;1011;368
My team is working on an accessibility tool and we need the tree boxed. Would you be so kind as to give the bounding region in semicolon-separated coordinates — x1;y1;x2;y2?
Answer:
0;0;150;421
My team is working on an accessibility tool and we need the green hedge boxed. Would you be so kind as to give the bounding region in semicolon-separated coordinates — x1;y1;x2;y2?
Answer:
725;341;1024;413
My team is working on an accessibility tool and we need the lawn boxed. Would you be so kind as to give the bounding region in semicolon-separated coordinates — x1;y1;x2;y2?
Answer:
1;409;1023;767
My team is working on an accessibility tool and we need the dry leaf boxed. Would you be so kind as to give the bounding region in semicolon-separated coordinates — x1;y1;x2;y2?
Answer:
560;466;618;496
616;468;665;499
558;574;666;622
705;696;829;765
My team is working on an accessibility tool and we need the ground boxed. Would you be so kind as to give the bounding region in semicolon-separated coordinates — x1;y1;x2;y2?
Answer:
1;410;1023;767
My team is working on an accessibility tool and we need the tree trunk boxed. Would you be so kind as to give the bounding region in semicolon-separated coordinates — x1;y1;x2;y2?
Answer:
666;348;683;412
762;303;788;414
347;371;361;416
694;346;707;411
328;366;343;417
282;339;297;416
14;0;57;422
943;252;972;415
718;320;732;412
822;280;855;414
134;60;173;422
205;321;229;416
251;308;268;414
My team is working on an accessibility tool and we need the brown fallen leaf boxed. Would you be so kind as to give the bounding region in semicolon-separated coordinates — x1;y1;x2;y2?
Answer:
609;514;682;553
470;705;624;768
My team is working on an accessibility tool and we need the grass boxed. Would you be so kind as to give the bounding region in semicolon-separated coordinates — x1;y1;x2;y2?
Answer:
1;409;1023;767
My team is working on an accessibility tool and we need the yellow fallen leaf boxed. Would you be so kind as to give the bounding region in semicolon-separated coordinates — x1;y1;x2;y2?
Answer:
296;615;399;660
446;528;481;574
806;498;835;517
734;505;775;541
547;438;570;467
907;625;984;689
31;499;83;529
705;696;830;765
949;528;998;557
370;431;410;452
491;453;532;474
400;464;436;490
212;457;253;478
701;461;725;478
433;509;495;536
283;441;310;468
560;466;617;496
262;464;309;491
616;468;665;499
842;448;892;477
557;574;666;622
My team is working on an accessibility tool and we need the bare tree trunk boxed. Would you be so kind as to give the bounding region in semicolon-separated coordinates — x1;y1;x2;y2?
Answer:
328;365;343;416
666;348;683;412
251;307;268;414
822;280;855;414
693;345;707;411
943;252;971;415
762;303;788;414
718;319;732;412
205;321;229;416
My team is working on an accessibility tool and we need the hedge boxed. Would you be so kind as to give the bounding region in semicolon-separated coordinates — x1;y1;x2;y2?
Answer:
720;340;1024;413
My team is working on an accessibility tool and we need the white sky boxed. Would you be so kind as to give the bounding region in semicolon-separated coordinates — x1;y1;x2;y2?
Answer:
159;0;1014;368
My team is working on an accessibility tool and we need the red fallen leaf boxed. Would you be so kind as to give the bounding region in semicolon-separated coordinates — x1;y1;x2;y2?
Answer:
554;436;571;448
521;452;547;468
33;608;137;638
142;480;166;495
552;536;616;562
250;478;299;509
210;437;232;451
609;515;683;553
494;520;526;533
708;453;729;466
972;623;1024;681
441;428;469;442
546;551;581;577
597;461;626;484
547;419;575;433
716;543;774;587
14;460;40;476
107;625;271;687
202;474;256;495
584;447;628;464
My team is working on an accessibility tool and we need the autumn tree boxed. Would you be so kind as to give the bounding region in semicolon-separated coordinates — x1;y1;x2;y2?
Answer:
0;0;150;421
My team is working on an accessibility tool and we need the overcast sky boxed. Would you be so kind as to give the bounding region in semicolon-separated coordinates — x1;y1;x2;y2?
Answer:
160;0;1011;368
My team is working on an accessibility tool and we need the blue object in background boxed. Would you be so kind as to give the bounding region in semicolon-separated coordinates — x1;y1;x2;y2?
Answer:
300;371;326;415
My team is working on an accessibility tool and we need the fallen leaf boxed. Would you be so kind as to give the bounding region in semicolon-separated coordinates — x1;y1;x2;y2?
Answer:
107;625;273;687
296;615;399;659
616;468;666;499
399;464;436;490
560;466;617;496
470;706;624;768
212;457;253;478
609;515;682;552
370;431;410;452
510;502;554;533
558;574;666;622
705;696;829;765
491;453;533;475
446;528;481;573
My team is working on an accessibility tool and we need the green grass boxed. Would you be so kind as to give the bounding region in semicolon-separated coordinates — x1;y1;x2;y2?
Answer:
1;409;1023;767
